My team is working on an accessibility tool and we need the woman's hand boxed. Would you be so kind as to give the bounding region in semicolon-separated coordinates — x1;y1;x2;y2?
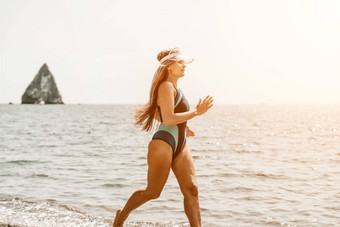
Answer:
186;125;195;137
195;95;214;116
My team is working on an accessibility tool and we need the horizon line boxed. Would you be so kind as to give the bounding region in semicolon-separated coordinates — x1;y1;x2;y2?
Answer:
2;103;340;106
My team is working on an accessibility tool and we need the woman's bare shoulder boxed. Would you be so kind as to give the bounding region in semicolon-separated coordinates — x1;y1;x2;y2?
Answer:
157;81;176;105
158;81;174;91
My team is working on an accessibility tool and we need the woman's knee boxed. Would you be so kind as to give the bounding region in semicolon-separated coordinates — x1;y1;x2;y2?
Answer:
182;181;199;198
145;188;162;200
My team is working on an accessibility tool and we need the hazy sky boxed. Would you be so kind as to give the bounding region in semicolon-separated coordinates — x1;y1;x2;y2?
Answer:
1;0;340;104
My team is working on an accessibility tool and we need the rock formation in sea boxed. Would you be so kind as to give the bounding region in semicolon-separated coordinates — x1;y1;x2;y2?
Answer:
21;64;64;104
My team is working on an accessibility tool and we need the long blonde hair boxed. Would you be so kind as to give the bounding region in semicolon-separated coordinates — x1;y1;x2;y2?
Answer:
134;48;180;132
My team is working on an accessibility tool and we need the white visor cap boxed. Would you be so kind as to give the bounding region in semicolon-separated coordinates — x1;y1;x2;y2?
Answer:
159;52;194;66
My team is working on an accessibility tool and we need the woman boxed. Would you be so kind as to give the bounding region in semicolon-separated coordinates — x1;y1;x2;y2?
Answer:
113;47;213;227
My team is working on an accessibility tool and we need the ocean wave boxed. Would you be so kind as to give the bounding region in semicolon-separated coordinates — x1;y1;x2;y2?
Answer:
0;196;111;227
0;223;22;227
29;173;49;178
219;172;290;180
1;160;46;165
0;196;191;227
101;183;126;188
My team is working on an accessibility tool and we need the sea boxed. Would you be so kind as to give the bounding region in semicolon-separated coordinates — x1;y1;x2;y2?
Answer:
0;104;339;227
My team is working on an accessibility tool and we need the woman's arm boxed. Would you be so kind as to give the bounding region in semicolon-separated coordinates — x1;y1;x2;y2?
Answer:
158;82;213;126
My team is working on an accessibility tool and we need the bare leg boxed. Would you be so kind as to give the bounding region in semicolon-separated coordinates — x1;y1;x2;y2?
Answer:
113;140;173;226
172;143;201;227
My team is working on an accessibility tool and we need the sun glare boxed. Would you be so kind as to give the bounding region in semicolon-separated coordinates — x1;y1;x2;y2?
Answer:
316;0;340;27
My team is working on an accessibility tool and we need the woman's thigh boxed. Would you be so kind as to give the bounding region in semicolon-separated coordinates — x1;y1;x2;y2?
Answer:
146;139;173;193
171;143;198;196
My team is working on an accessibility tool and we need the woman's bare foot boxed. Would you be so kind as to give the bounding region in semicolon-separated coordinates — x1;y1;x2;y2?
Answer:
113;209;122;227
